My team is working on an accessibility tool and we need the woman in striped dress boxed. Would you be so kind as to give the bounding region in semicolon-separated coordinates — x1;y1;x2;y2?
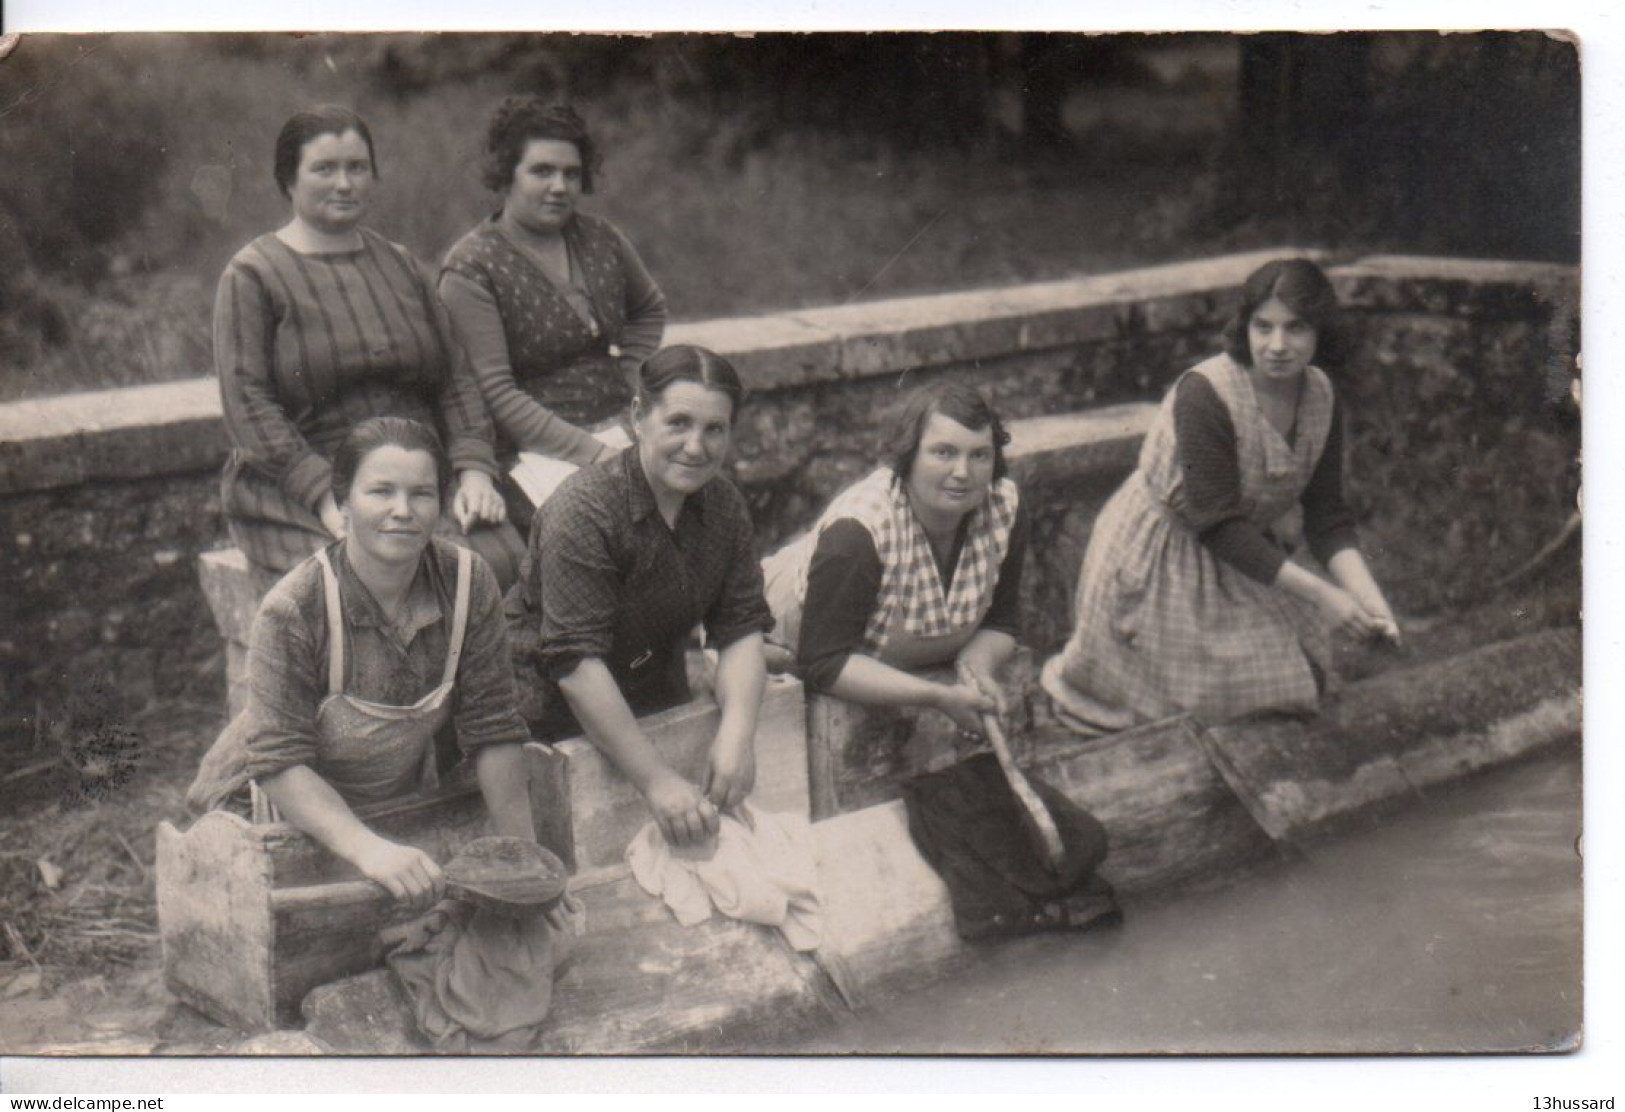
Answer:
214;105;524;588
1040;258;1400;734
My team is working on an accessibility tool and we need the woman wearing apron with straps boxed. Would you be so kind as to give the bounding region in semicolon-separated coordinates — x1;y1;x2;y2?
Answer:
189;417;535;909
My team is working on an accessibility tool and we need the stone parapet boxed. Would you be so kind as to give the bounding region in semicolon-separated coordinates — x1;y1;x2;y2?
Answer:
0;251;1580;767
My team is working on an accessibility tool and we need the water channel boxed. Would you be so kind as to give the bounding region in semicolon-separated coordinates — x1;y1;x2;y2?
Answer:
790;748;1582;1055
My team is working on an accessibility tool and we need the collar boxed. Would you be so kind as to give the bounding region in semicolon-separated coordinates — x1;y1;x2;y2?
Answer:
622;447;708;526
331;540;445;639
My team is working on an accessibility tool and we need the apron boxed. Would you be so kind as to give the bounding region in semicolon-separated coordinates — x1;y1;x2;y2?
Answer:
250;544;474;823
763;468;1018;671
1041;356;1335;733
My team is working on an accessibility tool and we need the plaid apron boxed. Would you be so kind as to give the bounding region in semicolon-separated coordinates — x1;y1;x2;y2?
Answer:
1041;355;1336;733
766;466;1019;668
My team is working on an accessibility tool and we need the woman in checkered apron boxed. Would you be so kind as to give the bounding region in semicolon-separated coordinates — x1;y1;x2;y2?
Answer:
765;383;1031;736
1040;258;1400;735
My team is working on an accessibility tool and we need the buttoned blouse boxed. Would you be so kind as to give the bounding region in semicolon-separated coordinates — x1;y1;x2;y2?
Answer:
507;449;773;741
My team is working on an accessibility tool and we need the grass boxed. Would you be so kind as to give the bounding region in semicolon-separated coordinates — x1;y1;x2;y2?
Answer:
0;34;1304;400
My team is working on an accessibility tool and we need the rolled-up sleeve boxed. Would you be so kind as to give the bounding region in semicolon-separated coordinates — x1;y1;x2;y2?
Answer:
704;484;775;650
215;263;333;511
239;584;324;783
532;486;624;681
452;555;532;753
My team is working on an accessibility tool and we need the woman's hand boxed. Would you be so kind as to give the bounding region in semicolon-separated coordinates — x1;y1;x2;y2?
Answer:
318;492;347;539
452;469;507;530
643;768;720;848
1317;583;1385;642
1353;590;1402;645
955;656;1009;722
353;834;445;911
705;730;756;814
933;680;997;737
1323;549;1403;645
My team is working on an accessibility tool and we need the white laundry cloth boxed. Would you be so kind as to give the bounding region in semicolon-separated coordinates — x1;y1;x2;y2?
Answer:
626;802;823;950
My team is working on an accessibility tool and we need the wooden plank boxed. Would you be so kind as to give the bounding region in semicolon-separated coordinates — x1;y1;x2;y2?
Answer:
524;741;576;871
558;676;810;870
1029;718;1282;894
804;651;1035;820
260;776;491;889
809;802;967;1008
155;812;278;1032
1199;628;1582;842
1393;693;1580;794
197;548;271;643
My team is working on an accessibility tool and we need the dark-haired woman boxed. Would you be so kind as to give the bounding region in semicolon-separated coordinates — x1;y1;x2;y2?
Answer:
188;418;535;910
440;98;666;521
765;382;1030;736
507;346;772;847
1041;258;1400;734
215;105;524;589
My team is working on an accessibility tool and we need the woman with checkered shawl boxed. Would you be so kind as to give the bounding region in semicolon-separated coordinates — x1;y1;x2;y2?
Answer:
1040;258;1400;735
765;383;1032;737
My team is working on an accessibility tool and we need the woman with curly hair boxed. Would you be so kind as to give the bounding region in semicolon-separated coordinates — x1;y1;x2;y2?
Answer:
440;98;667;525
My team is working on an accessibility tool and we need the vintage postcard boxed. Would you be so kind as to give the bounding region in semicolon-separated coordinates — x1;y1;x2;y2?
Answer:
0;13;1598;1097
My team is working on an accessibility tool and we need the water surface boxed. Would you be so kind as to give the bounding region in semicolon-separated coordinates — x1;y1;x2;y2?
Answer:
791;750;1582;1054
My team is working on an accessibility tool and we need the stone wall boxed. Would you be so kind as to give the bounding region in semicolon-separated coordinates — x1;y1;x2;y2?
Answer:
0;250;1579;773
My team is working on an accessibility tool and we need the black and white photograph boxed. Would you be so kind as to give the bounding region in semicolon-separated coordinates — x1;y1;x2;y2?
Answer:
0;12;1598;1088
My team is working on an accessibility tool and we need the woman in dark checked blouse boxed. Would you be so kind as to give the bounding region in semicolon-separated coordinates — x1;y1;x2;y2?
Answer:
215;105;524;588
1041;257;1401;734
507;345;773;847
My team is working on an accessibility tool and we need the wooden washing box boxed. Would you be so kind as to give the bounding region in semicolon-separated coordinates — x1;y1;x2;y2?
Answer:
155;676;808;1032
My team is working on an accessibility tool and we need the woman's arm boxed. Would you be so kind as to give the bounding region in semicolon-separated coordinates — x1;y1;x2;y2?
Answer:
1175;374;1385;638
954;494;1030;718
705;631;766;812
954;628;1019;719
1326;548;1401;642
214;262;333;516
259;764;443;908
474;744;536;839
799;519;994;733
451;552;540;837
558;657;718;845
439;269;609;467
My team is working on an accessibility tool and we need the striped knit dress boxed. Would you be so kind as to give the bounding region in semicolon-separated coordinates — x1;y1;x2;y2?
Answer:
214;229;518;577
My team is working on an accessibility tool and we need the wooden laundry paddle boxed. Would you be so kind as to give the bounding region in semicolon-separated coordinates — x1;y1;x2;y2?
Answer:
981;712;1067;874
273;836;569;919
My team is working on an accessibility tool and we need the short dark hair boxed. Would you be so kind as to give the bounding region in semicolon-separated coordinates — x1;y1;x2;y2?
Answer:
1221;257;1344;368
883;381;1010;483
330;417;452;506
480;97;599;195
274;105;378;199
633;345;746;424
